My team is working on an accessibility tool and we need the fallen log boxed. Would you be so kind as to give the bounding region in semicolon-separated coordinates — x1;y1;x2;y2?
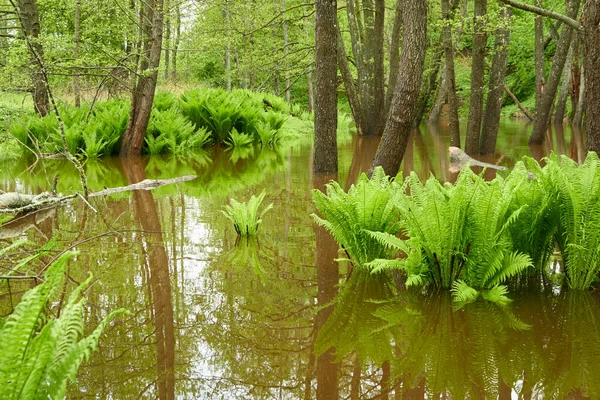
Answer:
0;175;197;215
449;147;508;173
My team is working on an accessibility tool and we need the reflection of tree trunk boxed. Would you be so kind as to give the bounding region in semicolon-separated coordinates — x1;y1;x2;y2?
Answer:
313;173;340;400
345;135;381;191
122;158;175;400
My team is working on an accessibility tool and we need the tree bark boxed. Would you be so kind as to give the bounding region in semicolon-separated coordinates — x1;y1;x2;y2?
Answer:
18;0;49;116
534;0;545;113
307;71;315;113
282;0;291;102
583;0;600;153
480;6;512;155
573;63;585;126
442;0;461;146
385;0;403;117
164;0;171;81
554;34;576;124
313;0;338;174
73;0;81;107
171;0;180;82
337;28;363;135
369;0;427;177
427;63;447;124
465;0;488;155
529;0;581;145
120;0;164;157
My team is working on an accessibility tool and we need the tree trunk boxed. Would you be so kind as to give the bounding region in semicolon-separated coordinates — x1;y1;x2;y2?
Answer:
171;0;180;82
385;0;403;117
534;0;545;113
465;0;488;155
529;0;581;144
413;39;443;127
427;63;447;124
573;63;585;126
554;34;576;124
73;0;81;107
345;0;386;136
337;28;363;135
164;0;170;81
120;0;164;157
583;0;600;153
313;0;338;174
442;0;461;146
369;0;427;177
480;6;512;155
18;0;49;116
307;71;315;113
282;0;291;102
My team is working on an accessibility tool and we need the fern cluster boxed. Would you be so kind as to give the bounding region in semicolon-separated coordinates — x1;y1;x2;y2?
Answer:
314;153;600;303
8;88;294;157
0;252;125;399
222;189;274;236
312;167;402;268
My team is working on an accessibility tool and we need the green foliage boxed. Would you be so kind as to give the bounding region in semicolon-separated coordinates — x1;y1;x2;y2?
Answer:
221;189;274;236
544;153;600;289
312;167;402;269
0;252;125;399
226;128;254;148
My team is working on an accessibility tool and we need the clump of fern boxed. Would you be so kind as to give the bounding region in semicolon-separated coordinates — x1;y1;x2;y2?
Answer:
0;252;125;399
226;128;254;149
312;167;402;269
222;189;273;236
366;168;532;304
544;153;600;289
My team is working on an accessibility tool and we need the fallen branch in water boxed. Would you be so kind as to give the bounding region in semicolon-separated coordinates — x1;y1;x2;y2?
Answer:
449;147;508;173
0;175;196;215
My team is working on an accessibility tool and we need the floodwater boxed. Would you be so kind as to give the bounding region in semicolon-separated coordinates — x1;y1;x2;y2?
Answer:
1;120;598;399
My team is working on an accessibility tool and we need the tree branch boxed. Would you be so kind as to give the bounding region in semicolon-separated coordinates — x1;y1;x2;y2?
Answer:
501;0;582;31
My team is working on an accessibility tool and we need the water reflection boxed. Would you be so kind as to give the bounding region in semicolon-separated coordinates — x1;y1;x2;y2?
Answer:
122;158;176;400
0;122;596;399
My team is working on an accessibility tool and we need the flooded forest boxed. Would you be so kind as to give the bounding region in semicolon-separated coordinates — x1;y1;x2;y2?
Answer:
1;0;600;398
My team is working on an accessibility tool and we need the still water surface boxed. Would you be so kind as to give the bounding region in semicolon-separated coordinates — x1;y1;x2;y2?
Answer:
1;121;598;399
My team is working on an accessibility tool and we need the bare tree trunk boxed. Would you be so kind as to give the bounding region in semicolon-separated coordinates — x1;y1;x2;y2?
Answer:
337;28;363;135
573;63;585;126
171;0;180;82
529;0;581;144
313;0;338;174
554;34;576;124
164;0;170;81
413;40;443;127
307;71;314;113
385;0;402;117
120;0;164;157
427;63;447;124
480;6;512;155
73;0;81;107
442;0;461;146
369;0;427;177
282;0;291;102
465;0;488;155
534;0;545;113
18;0;49;116
582;0;600;153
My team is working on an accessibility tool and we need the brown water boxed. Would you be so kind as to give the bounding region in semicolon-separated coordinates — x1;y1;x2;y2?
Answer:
1;121;598;399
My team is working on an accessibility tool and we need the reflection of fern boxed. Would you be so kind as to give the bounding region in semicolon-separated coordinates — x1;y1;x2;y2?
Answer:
0;252;125;399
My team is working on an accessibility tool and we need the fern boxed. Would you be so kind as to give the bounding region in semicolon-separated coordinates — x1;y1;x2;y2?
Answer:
312;167;402;269
221;189;273;236
0;251;125;399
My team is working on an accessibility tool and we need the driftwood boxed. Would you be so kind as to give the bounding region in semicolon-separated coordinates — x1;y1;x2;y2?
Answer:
449;147;508;173
0;175;196;215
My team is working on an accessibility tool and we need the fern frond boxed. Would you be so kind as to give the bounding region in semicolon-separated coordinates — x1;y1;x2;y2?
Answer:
451;280;479;303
